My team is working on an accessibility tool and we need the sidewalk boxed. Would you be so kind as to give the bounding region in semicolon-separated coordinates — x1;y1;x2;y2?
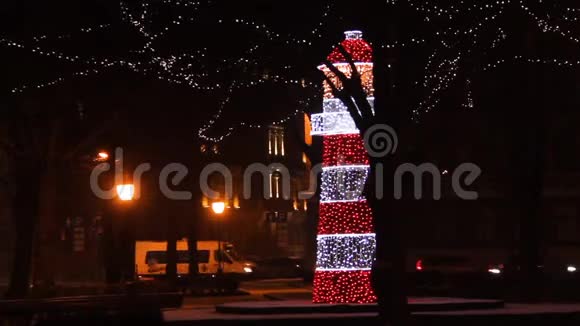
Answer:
164;303;580;326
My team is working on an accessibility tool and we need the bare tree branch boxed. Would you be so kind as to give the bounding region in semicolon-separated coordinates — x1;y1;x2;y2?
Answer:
336;45;374;120
321;62;364;128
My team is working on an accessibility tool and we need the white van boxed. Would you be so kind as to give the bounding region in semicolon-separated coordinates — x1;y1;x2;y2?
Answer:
135;239;254;278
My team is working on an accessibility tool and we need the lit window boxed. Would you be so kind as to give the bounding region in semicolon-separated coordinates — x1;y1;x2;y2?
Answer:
268;129;273;155
271;171;282;199
281;132;285;156
202;196;209;208
269;172;273;198
274;132;278;156
268;126;285;157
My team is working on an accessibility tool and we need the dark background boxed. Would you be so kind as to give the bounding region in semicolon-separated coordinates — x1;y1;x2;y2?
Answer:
2;0;580;281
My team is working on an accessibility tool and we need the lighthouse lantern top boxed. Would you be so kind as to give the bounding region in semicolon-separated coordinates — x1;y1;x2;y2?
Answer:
326;30;373;64
344;30;363;40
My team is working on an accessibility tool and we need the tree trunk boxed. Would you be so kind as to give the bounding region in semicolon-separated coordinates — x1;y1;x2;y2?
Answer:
368;160;410;325
5;159;43;299
186;227;199;294
303;199;318;282
507;22;545;300
104;210;121;285
119;222;135;282
166;216;178;284
514;81;546;302
32;121;60;290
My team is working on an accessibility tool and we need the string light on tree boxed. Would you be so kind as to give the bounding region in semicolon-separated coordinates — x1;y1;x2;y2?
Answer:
11;64;116;94
6;0;580;143
31;24;111;43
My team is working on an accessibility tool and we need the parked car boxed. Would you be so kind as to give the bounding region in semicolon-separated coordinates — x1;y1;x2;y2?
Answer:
135;239;255;292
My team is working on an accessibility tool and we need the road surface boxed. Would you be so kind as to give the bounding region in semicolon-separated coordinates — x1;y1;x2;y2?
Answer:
182;278;312;307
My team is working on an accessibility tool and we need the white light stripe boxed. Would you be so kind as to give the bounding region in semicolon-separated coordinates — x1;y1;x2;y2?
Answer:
319;199;368;204
320;167;368;202
311;112;359;136
316;233;376;270
311;130;359;136
320;199;364;204
316;268;372;272
321;97;375;113
316;62;374;70
320;199;367;204
317;233;376;240
322;165;370;171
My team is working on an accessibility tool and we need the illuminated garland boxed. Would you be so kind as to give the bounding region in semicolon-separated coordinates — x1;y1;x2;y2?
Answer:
2;1;322;95
481;56;580;72
316;233;375;271
31;24;111;43
327;31;372;63
322;134;369;167
311;97;375;135
11;65;115;94
462;79;474;109
320;165;370;203
407;0;506;21
322;97;375;113
197;88;311;144
4;0;580;145
312;31;376;304
312;271;376;304
0;38;105;64
318;201;374;235
520;1;580;44
311;112;358;135
319;63;374;99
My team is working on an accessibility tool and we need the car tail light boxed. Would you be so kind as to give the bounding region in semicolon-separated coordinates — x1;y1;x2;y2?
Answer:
416;259;423;271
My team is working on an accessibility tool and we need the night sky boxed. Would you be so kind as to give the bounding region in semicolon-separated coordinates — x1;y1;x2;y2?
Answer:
2;0;580;163
0;1;368;124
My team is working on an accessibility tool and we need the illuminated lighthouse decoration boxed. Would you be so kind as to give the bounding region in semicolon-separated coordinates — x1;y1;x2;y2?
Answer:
311;30;376;303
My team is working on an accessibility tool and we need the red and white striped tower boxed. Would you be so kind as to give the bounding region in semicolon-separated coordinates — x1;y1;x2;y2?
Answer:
310;30;376;303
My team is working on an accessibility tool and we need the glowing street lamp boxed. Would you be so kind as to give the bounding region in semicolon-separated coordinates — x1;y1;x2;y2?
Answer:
211;201;226;214
97;151;109;160
116;184;135;201
210;201;226;274
94;151;110;163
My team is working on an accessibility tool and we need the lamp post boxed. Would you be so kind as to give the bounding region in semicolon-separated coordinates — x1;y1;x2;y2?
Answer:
114;183;135;283
116;184;135;202
96;151;109;162
211;202;226;274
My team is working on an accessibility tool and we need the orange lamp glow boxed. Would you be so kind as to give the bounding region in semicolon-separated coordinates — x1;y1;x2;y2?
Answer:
116;184;135;201
211;201;226;214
